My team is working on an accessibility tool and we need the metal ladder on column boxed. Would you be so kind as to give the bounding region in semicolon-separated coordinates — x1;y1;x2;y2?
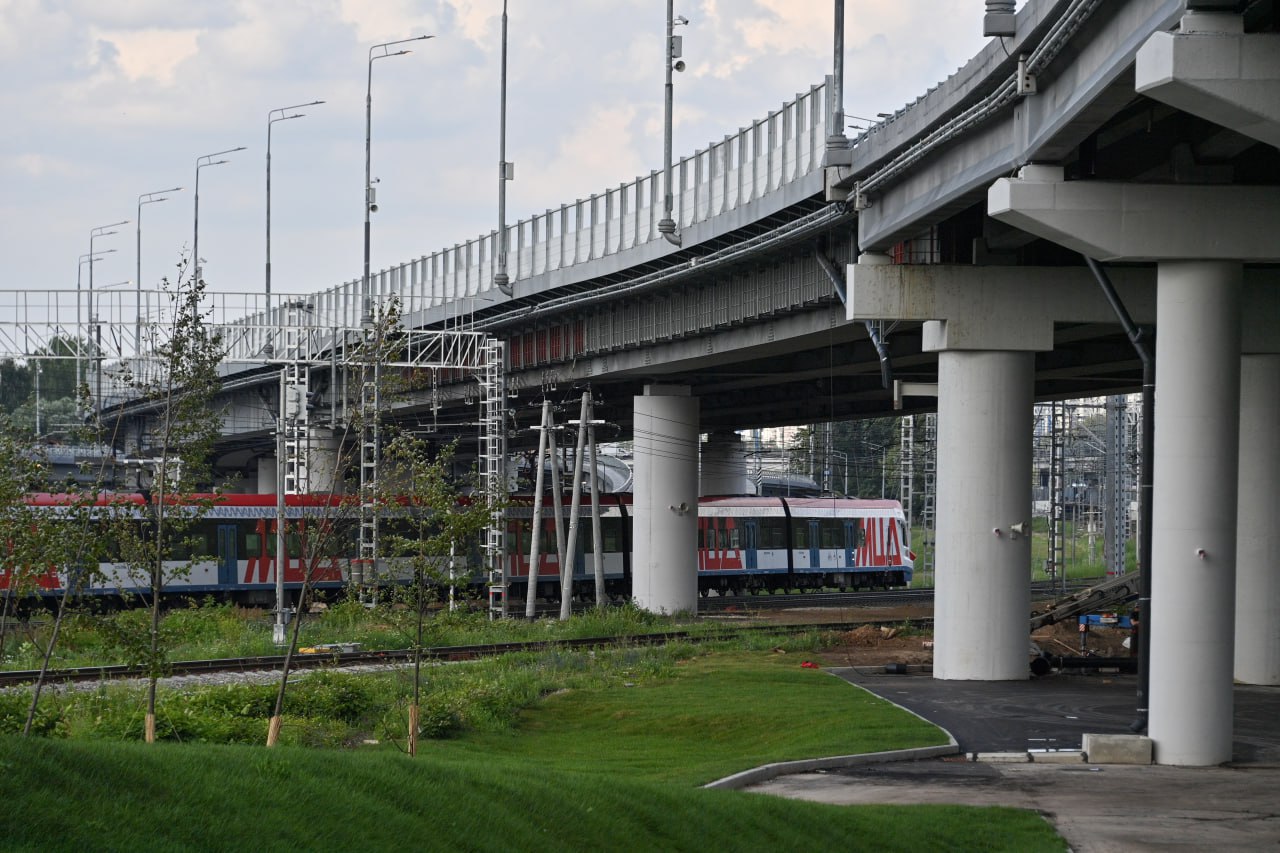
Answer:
1105;396;1129;577
899;416;914;526
356;352;380;593
1123;396;1141;573
282;304;310;498
478;338;508;618
919;413;938;585
1047;401;1066;590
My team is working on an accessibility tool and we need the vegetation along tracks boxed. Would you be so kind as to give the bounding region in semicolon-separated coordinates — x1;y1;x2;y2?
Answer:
0;620;934;688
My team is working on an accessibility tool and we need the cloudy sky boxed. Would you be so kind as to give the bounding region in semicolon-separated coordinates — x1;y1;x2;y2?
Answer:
2;1;991;308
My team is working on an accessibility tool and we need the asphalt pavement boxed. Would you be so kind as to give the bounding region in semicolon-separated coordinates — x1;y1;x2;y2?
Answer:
745;668;1280;851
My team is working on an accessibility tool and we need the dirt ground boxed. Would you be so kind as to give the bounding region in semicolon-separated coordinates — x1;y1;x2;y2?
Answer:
744;601;1136;668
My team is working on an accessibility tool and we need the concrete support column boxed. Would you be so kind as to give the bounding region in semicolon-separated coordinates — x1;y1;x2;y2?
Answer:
1235;353;1280;685
700;431;750;496
934;349;1034;681
307;429;343;494
256;457;278;494
632;385;699;614
1149;261;1242;766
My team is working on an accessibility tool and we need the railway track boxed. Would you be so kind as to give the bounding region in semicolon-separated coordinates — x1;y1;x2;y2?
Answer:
696;579;1096;613
0;580;1104;688
0;619;935;689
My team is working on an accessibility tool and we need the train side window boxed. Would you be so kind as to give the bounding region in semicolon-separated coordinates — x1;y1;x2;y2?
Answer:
761;519;786;549
602;519;620;552
820;520;842;548
792;523;807;548
855;520;866;547
245;532;261;554
728;527;741;549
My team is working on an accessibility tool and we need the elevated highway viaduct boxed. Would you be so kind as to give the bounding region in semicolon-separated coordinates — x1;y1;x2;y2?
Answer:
105;0;1278;767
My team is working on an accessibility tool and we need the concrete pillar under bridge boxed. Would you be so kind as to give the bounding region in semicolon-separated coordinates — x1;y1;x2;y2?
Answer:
701;432;751;496
632;385;699;615
256;457;278;494
935;349;1034;680
989;162;1280;765
850;257;1159;682
306;429;344;494
1236;349;1280;686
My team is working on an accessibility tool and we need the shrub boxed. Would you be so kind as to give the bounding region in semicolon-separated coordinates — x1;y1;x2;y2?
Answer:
0;690;64;736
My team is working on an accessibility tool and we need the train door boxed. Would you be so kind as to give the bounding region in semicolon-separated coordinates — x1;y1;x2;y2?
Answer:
807;520;820;570
744;520;758;571
216;524;238;586
844;520;857;568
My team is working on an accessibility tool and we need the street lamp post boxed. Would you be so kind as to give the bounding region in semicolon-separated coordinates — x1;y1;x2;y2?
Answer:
823;0;852;167
88;222;129;417
364;35;432;325
658;1;688;247
76;250;115;401
137;188;183;355
494;2;514;297
265;101;322;646
266;101;324;355
193;147;246;283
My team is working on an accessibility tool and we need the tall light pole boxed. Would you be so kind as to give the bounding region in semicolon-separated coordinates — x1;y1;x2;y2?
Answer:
265;101;321;645
823;0;852;167
494;2;514;297
657;1;689;247
136;187;183;356
193;147;246;283
88;222;128;417
364;34;431;325
76;249;115;400
266;101;324;355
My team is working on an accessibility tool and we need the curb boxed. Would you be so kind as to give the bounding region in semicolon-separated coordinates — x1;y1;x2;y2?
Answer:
702;743;962;790
703;668;962;790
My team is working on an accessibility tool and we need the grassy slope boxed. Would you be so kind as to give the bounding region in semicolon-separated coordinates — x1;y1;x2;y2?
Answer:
0;738;1062;853
0;651;1064;852
428;652;949;786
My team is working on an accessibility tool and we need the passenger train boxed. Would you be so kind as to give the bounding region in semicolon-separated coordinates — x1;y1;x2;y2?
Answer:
4;493;913;604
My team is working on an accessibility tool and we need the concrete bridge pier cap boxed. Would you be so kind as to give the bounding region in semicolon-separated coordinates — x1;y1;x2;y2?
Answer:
855;253;1042;681
632;384;699;615
989;160;1280;765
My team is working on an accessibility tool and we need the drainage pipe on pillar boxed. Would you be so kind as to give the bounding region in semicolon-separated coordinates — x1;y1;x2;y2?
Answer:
1084;255;1154;733
815;248;893;389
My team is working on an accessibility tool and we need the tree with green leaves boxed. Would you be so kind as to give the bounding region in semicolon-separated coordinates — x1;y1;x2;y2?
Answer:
0;416;49;662
0;400;122;736
264;300;403;747
108;258;229;743
378;432;493;756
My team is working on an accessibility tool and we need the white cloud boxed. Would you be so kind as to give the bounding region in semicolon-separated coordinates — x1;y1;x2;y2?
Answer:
88;27;200;84
0;0;994;305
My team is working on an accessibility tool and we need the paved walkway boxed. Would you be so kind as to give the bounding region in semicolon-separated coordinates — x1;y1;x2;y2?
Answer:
746;669;1280;851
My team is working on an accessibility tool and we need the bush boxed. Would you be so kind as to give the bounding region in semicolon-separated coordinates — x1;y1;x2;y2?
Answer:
0;690;64;736
288;671;377;724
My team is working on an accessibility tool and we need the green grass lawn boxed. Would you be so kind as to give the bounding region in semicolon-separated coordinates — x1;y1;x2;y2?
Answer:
427;652;948;786
0;650;1065;851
